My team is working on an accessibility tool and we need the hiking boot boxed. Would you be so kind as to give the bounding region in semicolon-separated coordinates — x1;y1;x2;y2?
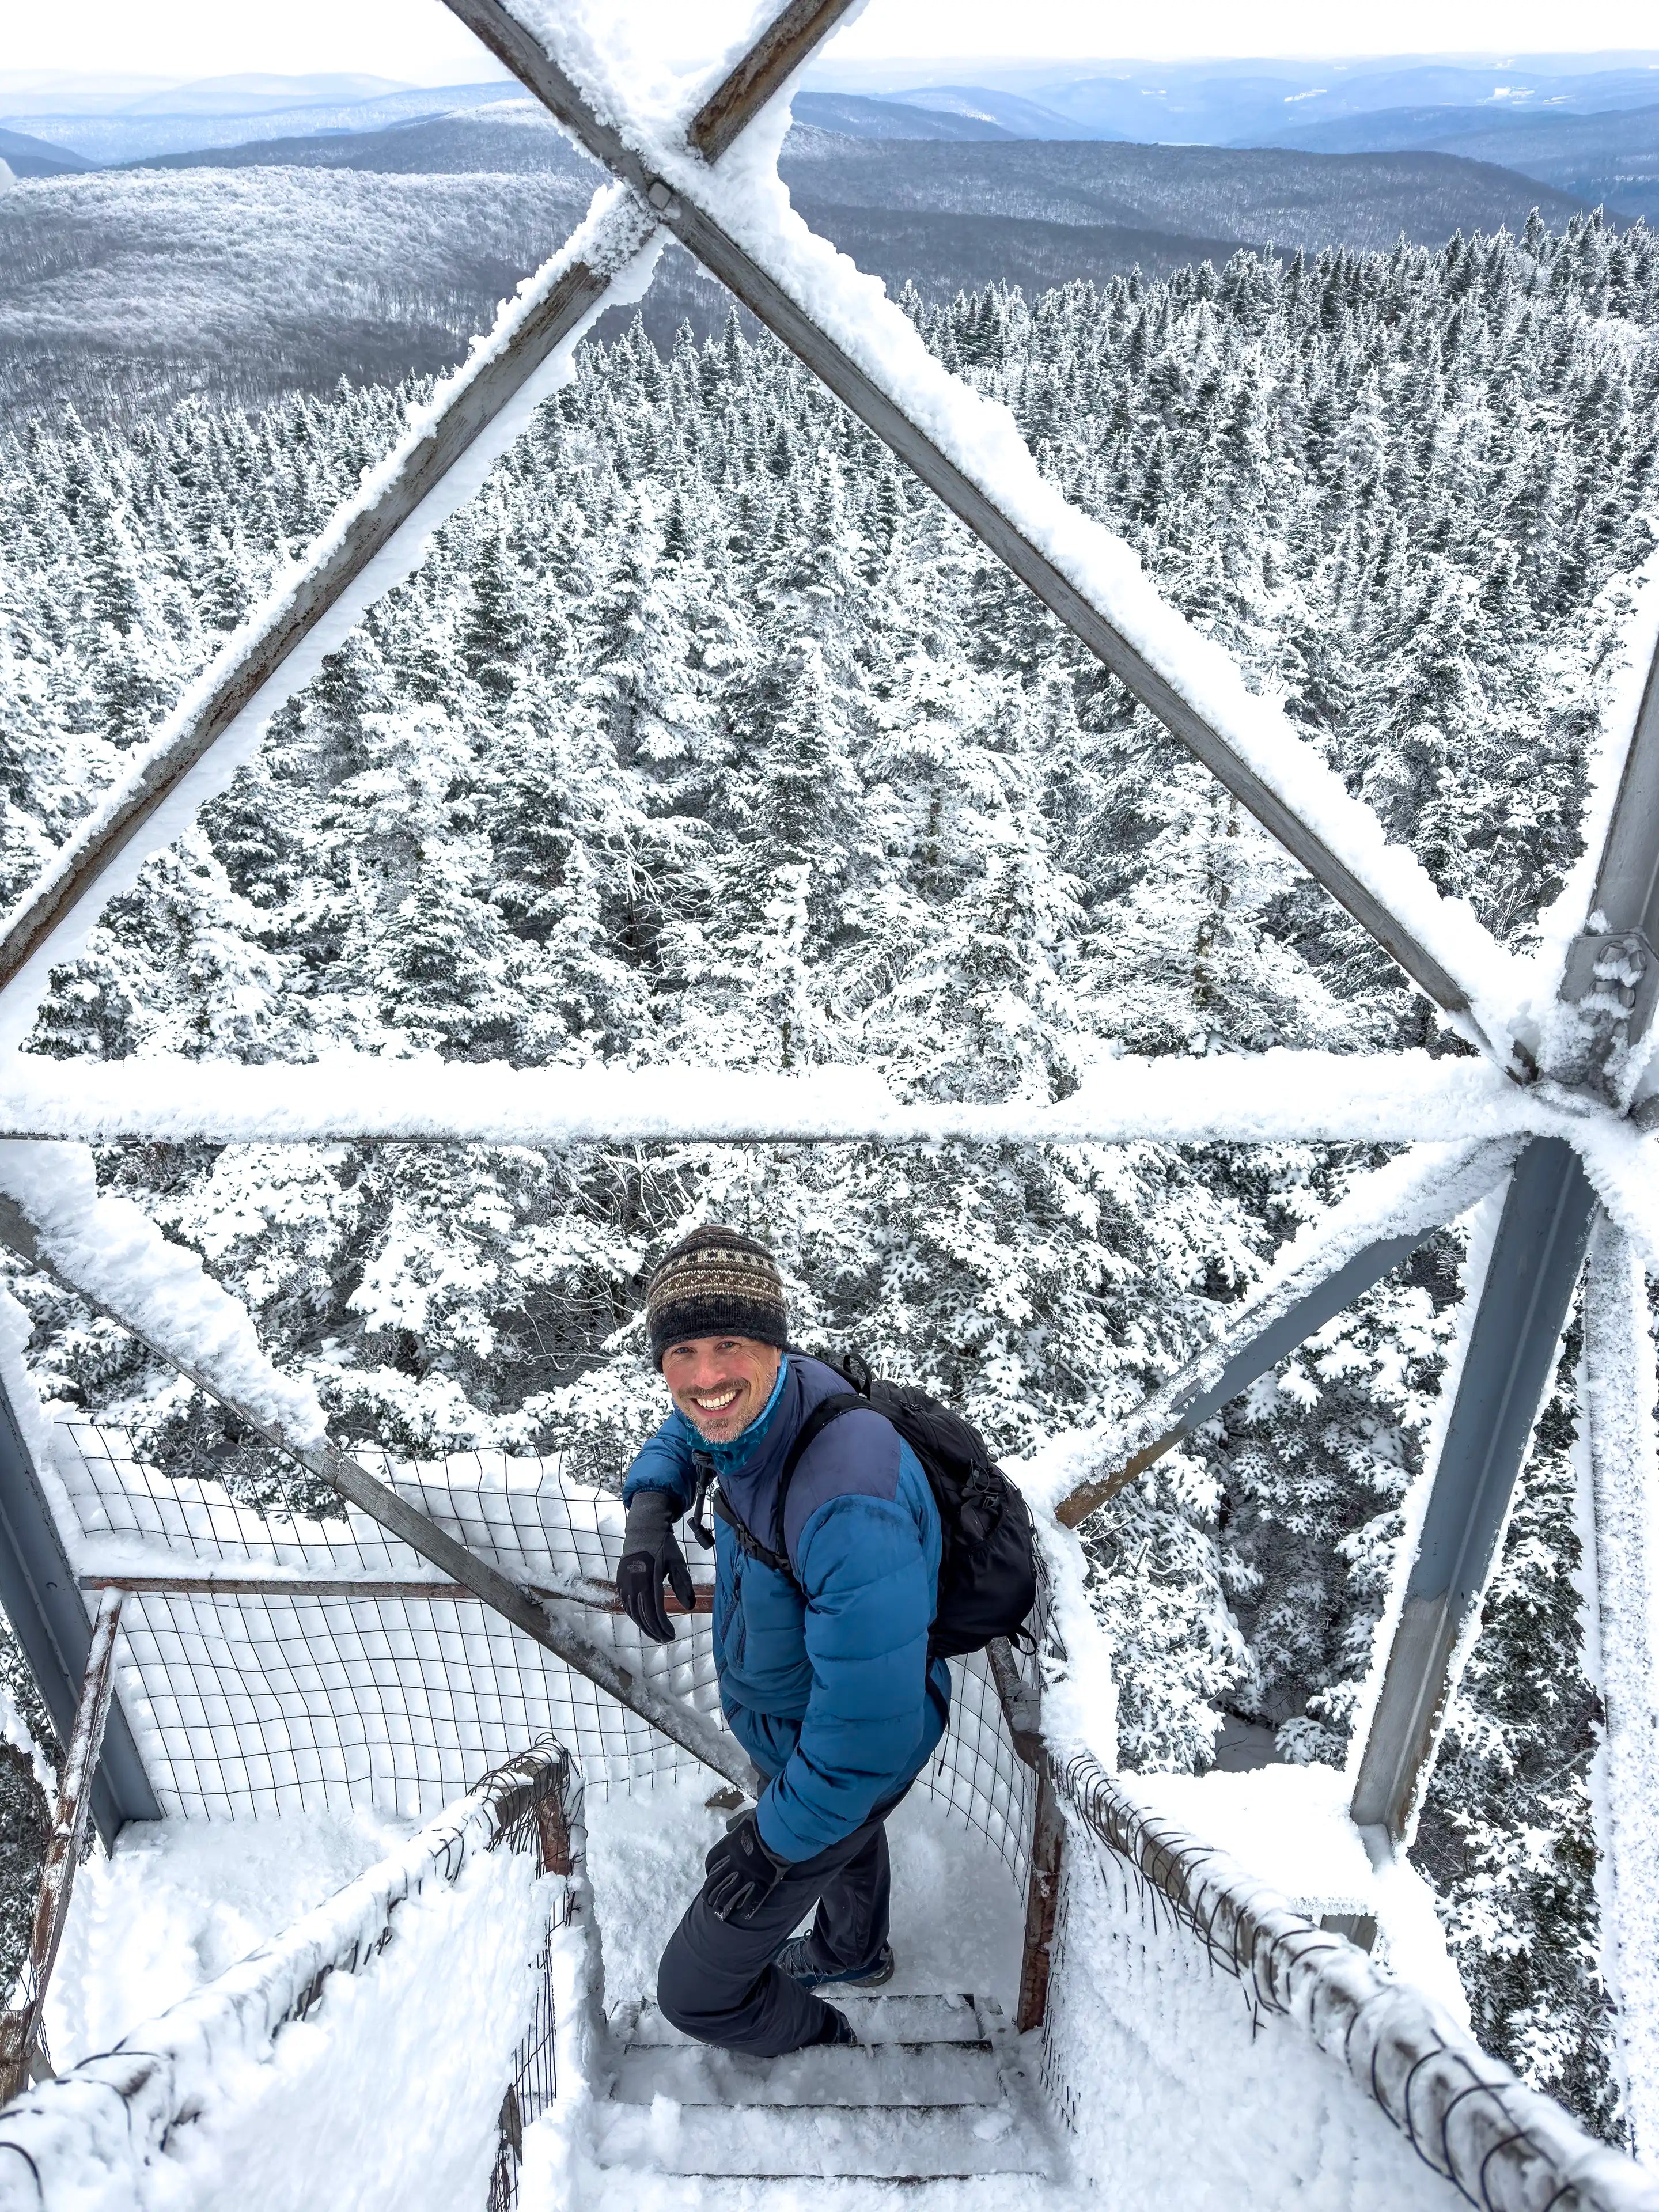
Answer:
775;1938;895;1991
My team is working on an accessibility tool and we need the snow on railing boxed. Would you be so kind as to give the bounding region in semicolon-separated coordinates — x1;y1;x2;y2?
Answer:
1041;1751;1659;2212
0;1741;580;2212
1027;1531;1659;2212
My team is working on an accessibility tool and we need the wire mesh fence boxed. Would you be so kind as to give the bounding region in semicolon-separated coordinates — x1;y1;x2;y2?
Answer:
488;1747;586;2212
51;1420;1039;1889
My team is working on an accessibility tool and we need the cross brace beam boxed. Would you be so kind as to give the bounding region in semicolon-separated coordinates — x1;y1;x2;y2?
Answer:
0;0;858;1041
1350;1137;1597;1840
443;0;1503;1048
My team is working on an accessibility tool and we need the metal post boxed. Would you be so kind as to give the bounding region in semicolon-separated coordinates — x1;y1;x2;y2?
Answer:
0;1588;126;2104
1350;1137;1597;1840
0;1373;158;1843
1580;1215;1659;2157
1016;1760;1065;2033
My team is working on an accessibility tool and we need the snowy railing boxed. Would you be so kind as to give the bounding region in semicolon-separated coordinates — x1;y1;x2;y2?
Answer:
0;1740;579;2212
1040;1752;1659;2212
1027;1543;1659;2212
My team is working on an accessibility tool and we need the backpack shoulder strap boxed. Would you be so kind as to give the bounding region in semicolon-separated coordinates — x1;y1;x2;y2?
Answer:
772;1390;864;1572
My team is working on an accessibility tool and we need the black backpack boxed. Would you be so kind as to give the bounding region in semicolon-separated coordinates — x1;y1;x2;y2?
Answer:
691;1349;1037;1660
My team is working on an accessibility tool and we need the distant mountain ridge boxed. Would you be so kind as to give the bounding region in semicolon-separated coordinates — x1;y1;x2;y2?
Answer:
0;126;92;177
0;83;517;165
790;93;1014;142
1240;99;1659;222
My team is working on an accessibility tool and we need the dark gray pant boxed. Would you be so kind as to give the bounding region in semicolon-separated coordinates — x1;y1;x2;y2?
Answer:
656;1804;896;2058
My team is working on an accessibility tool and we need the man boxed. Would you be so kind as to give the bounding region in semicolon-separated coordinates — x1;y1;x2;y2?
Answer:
616;1224;949;2057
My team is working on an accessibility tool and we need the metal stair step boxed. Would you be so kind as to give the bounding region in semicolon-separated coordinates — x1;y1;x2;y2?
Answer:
624;1992;987;2048
613;2037;1003;2108
590;2097;1047;2179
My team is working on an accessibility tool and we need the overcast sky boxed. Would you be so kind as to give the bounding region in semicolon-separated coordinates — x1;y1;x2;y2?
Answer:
5;0;1658;86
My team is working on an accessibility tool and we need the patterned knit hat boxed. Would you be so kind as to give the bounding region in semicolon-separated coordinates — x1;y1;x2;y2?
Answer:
645;1226;788;1368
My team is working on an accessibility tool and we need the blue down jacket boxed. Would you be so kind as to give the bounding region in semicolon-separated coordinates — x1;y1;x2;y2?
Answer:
622;1353;949;1862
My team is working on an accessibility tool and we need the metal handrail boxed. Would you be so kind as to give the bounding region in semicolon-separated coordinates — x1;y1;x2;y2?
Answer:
0;1740;574;2206
1047;1747;1659;2212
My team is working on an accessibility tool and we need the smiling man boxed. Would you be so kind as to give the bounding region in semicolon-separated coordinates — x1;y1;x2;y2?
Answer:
616;1224;949;2057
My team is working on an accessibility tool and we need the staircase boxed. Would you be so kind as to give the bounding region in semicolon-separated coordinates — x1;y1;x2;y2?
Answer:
592;1990;1054;2194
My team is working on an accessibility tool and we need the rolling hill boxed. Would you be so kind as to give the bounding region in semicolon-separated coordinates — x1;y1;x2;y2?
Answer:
0;101;1612;425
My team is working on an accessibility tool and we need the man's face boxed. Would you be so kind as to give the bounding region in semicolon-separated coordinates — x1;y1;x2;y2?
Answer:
662;1335;782;1444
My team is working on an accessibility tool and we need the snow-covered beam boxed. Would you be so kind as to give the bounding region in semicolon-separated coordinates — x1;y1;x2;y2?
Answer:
1581;1215;1659;2159
0;1048;1560;1149
442;0;1528;1066
1550;580;1659;1100
0;1355;160;1843
1350;1136;1598;1844
0;1145;759;1795
1350;608;1659;1844
0;0;859;1058
1042;1140;1519;1528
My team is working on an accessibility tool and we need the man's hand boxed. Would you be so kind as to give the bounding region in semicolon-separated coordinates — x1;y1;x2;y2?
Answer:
617;1487;696;1642
703;1814;787;1922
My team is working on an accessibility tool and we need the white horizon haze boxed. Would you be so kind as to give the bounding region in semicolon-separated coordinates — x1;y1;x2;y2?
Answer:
3;0;1659;92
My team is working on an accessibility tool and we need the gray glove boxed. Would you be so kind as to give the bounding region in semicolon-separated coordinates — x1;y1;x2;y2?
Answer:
617;1487;695;1642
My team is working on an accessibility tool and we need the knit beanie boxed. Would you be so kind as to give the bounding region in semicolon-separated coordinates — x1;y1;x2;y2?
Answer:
645;1226;788;1368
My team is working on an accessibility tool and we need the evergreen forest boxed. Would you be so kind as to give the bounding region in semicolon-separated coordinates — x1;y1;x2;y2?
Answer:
1;210;1657;2133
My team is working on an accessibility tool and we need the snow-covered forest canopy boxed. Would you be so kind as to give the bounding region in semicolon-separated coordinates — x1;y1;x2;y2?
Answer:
1;209;1657;2131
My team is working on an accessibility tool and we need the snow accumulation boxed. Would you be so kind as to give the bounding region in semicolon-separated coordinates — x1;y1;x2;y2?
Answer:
0;1140;327;1447
22;1812;543;2212
45;1807;413;2070
1127;1763;1469;2024
514;0;1531;1066
0;1043;1601;1148
0;184;665;1057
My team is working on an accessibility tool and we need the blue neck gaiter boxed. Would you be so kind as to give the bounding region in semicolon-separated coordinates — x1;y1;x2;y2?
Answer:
709;1354;789;1476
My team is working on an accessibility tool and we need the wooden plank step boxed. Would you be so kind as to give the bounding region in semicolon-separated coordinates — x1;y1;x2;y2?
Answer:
590;2099;1046;2179
613;2039;1002;2108
624;1993;986;2048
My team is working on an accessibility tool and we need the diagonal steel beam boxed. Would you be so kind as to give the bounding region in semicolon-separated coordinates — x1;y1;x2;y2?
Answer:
1350;1137;1596;1840
0;1372;160;1843
443;0;1514;1056
1352;623;1659;1843
1052;1139;1518;1528
0;0;858;1049
1552;618;1659;1102
0;1196;759;1796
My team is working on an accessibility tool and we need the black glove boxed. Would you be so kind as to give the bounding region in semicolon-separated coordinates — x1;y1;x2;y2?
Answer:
616;1487;695;1642
703;1813;787;1923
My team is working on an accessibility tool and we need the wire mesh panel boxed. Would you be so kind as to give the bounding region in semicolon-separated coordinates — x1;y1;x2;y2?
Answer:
56;1423;721;1816
52;1419;1044;1862
922;1643;1036;1895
